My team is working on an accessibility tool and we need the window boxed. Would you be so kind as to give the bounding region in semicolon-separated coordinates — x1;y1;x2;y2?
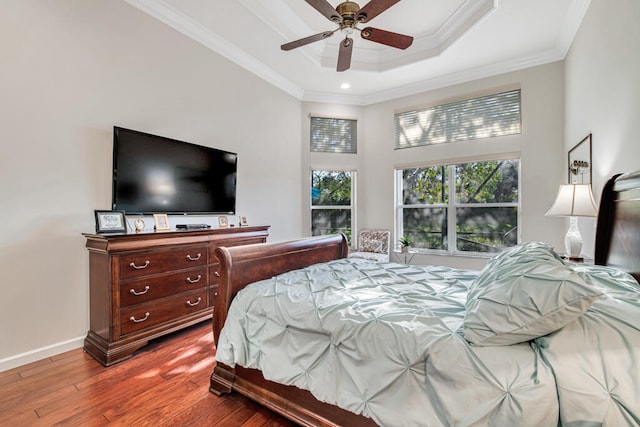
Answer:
310;117;357;153
394;89;521;149
395;159;519;254
311;170;355;244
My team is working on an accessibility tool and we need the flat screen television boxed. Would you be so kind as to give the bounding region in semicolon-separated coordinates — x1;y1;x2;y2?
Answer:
112;127;237;215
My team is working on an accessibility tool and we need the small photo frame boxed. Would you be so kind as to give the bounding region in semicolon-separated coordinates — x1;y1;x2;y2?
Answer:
153;213;171;231
218;216;229;228
95;210;126;234
239;216;248;227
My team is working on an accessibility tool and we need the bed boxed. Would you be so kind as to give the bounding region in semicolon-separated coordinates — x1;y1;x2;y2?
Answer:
210;171;640;427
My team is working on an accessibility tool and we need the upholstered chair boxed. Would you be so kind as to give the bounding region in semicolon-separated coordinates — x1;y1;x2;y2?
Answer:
348;229;391;263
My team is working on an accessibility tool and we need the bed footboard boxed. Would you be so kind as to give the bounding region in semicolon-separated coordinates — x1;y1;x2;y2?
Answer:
211;233;349;345
209;233;376;426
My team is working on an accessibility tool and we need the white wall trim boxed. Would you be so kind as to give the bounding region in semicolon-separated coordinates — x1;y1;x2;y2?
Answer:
0;336;85;373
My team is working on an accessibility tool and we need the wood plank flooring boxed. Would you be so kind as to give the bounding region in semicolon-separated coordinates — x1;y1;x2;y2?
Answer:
0;322;296;426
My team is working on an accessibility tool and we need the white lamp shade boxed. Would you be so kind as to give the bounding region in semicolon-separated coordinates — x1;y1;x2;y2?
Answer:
545;184;598;217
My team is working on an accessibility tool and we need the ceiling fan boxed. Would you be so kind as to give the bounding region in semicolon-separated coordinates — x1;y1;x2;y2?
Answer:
281;0;414;72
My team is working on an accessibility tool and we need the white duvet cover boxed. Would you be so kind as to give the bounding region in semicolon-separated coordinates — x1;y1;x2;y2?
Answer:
216;259;560;426
216;243;640;426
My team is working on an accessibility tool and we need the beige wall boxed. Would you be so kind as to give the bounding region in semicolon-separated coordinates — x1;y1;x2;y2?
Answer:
2;0;638;371
0;0;302;370
564;0;640;256
304;62;567;270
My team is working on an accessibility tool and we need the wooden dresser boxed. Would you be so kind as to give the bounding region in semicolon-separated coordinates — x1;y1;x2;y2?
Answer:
83;226;269;366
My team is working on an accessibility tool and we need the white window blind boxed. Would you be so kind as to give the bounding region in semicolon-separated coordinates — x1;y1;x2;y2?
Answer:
310;117;357;153
394;89;521;149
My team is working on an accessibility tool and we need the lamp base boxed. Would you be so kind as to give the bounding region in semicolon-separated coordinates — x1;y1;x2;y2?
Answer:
564;216;583;258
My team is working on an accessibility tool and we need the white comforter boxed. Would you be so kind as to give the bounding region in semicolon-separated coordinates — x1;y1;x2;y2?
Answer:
216;259;560;426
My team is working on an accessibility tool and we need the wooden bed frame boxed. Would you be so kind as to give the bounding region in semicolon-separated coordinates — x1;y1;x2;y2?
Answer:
210;171;640;426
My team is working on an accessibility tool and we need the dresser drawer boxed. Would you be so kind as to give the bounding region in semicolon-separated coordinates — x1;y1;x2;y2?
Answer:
119;245;207;279
119;267;208;307
120;289;209;336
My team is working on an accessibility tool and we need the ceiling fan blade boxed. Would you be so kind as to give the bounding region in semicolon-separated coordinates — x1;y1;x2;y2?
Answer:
304;0;342;22
337;37;353;72
281;31;335;51
360;27;413;49
356;0;401;23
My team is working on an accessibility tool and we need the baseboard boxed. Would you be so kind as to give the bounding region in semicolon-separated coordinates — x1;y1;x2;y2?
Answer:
0;336;85;373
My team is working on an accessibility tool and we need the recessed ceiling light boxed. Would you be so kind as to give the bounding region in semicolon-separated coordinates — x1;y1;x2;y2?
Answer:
341;82;351;90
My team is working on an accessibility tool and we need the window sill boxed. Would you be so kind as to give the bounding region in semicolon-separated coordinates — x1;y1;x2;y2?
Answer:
393;249;493;259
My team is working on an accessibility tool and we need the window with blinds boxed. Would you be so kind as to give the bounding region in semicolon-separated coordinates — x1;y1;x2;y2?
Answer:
394;89;521;149
310;117;357;153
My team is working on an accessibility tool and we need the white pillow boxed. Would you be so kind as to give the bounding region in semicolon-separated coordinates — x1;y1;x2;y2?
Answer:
360;237;384;253
463;242;602;346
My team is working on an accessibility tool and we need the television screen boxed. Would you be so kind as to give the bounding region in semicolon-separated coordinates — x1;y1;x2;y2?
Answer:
112;127;237;215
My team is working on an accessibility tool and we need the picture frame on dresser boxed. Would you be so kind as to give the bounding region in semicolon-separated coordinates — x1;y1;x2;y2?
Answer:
153;213;171;231
94;210;126;233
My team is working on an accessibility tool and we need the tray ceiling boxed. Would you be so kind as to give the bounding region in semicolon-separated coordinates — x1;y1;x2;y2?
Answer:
124;0;590;105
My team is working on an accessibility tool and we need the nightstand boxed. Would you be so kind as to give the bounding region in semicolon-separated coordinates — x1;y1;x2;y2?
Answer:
561;255;593;264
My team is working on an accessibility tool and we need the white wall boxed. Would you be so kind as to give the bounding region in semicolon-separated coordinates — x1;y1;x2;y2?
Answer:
564;0;640;256
0;0;302;370
304;63;567;270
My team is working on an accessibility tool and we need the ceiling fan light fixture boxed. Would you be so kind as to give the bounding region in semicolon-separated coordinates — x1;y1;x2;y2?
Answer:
341;26;355;36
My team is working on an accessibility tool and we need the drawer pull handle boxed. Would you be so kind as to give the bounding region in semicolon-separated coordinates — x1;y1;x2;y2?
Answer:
186;297;202;307
214;271;220;277
186;275;202;284
130;285;150;296
186;253;202;261
130;312;150;323
130;261;150;270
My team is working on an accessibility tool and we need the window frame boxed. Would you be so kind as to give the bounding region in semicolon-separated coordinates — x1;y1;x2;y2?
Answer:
311;169;357;246
394;155;521;257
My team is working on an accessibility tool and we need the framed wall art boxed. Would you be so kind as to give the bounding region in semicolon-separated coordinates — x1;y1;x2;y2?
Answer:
568;134;592;185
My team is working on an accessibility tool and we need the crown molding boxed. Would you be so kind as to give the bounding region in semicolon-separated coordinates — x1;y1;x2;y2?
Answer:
303;48;567;106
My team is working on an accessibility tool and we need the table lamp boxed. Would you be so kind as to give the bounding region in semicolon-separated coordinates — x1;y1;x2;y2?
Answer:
545;184;598;260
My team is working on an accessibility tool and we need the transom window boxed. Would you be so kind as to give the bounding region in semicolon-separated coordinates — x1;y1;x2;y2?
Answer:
394;89;521;149
310;117;357;153
395;159;520;254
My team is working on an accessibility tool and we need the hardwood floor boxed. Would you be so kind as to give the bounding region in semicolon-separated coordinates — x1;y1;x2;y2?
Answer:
0;322;297;426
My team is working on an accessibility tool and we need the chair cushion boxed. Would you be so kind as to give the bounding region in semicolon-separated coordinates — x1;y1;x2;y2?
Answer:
360;238;384;253
349;251;389;263
359;230;389;254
